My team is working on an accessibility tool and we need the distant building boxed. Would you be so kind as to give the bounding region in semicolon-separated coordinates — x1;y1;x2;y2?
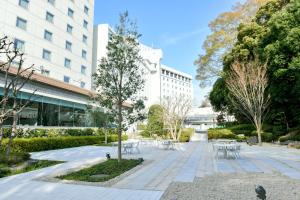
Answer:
185;107;219;131
92;24;193;108
160;65;193;101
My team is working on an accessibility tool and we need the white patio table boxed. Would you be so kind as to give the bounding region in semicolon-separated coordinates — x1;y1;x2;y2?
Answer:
111;140;140;154
213;143;241;159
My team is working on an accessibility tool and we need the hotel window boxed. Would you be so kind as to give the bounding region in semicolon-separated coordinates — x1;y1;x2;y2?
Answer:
80;81;85;88
84;5;89;15
82;35;87;44
68;8;74;18
46;12;54;23
42;49;51;61
44;30;52;41
19;0;29;9
82;50;87;59
166;71;169;75
81;65;86;75
83;20;88;29
65;41;72;51
67;24;73;34
64;58;71;68
47;0;55;5
14;39;25;52
16;17;27;30
64;76;70;83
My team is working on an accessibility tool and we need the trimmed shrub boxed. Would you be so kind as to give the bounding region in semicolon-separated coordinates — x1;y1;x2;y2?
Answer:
228;124;255;136
251;131;274;142
179;128;194;142
261;132;273;142
236;134;247;142
1;134;128;153
208;128;236;140
279;130;300;142
0;152;31;165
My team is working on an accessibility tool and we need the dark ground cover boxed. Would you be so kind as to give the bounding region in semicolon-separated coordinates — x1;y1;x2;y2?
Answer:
58;159;143;182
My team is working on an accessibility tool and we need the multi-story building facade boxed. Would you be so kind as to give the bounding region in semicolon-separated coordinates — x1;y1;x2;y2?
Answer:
92;24;164;108
92;24;194;108
160;65;193;100
0;0;95;127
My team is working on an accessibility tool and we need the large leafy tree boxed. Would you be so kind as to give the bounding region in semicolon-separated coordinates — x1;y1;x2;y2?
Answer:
195;0;270;87
93;12;145;162
210;0;300;130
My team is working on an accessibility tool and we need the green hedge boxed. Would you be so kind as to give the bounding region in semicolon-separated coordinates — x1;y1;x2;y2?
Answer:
208;128;237;140
1;134;128;153
1;128;119;138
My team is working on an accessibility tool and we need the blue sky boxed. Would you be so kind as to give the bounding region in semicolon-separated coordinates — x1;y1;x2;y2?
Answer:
94;0;239;106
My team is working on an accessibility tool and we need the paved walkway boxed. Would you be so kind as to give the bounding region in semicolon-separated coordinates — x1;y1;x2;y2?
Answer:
0;140;300;200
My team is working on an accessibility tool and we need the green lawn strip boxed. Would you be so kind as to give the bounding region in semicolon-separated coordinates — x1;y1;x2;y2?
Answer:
0;160;64;178
58;159;143;182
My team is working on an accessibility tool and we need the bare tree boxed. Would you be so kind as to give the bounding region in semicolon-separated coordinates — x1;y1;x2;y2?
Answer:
6;59;35;156
161;95;192;141
0;36;19;147
0;36;36;155
225;60;270;146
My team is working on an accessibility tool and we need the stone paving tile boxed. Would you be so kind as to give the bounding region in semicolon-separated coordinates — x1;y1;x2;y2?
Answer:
235;157;262;173
174;142;204;182
1;140;300;200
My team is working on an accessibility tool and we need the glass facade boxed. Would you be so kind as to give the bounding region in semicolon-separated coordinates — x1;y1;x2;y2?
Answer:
0;90;96;127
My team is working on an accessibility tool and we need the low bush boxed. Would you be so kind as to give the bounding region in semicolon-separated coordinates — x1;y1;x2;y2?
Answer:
208;128;236;140
228;124;255;136
279;130;300;142
250;131;273;142
0;165;11;178
0;152;31;165
179;128;194;142
262;132;273;142
58;159;143;182
1;134;128;153
236;134;247;142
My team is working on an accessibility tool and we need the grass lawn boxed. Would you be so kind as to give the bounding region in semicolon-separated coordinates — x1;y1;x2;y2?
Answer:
0;160;63;178
58;159;143;182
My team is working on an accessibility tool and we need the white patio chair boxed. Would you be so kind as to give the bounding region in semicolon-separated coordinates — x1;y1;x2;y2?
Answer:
122;143;133;154
215;144;227;159
132;141;140;154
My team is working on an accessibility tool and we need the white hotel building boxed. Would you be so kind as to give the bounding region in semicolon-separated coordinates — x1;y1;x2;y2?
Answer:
160;65;193;101
0;0;95;127
93;24;194;108
0;1;193;127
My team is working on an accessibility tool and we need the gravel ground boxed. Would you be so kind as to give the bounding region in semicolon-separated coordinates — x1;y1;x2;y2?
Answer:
161;173;300;200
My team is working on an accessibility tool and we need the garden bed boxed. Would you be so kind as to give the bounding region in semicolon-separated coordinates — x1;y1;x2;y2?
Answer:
57;159;143;183
0;159;63;178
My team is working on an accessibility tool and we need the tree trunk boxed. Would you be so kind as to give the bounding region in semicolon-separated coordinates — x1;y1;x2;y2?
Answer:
257;128;262;146
0;124;3;149
117;103;122;163
105;129;108;144
6;108;17;157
